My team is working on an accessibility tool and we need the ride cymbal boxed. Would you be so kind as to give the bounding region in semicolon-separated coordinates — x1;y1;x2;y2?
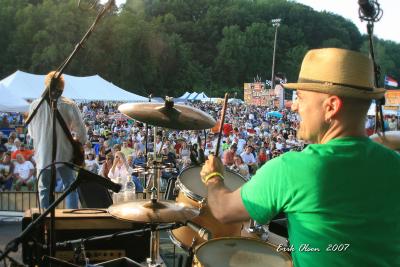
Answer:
118;102;216;130
108;200;200;223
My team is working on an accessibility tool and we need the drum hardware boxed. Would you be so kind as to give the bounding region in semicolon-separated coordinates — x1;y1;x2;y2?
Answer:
109;127;200;267
246;219;268;236
186;221;213;241
169;166;246;250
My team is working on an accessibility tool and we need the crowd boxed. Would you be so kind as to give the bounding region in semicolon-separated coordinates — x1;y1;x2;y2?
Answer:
0;99;398;192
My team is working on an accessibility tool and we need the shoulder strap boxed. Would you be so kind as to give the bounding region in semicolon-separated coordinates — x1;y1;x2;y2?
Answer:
45;97;76;146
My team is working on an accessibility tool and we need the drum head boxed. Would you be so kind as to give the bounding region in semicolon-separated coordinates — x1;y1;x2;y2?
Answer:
195;237;292;267
179;166;246;199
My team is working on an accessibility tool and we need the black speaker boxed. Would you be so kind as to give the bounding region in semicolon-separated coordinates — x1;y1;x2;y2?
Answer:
77;172;113;208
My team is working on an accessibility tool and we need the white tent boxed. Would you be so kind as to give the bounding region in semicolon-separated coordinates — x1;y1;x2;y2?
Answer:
228;98;244;105
194;92;209;101
0;84;30;112
0;70;148;102
178;92;190;99
187;92;199;100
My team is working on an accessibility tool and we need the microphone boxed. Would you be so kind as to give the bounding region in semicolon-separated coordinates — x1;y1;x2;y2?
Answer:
358;0;376;18
358;0;382;22
76;168;122;193
186;221;213;240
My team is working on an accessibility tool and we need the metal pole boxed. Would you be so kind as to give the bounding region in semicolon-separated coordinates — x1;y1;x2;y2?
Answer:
271;18;281;90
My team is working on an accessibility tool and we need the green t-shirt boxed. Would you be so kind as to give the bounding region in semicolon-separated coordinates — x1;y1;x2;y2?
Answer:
241;137;400;267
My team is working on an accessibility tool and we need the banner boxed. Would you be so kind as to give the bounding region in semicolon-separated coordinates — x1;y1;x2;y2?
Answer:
385;90;400;106
243;82;274;106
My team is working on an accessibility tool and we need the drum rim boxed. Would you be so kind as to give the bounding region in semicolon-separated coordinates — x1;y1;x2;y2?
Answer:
167;229;190;251
177;165;248;203
194;236;293;263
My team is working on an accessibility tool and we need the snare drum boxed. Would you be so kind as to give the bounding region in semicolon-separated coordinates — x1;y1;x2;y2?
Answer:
170;166;247;250
193;237;292;267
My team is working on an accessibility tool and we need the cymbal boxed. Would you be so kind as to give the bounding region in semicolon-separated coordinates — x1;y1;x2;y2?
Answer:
370;131;400;151
108;200;200;223
118;102;216;130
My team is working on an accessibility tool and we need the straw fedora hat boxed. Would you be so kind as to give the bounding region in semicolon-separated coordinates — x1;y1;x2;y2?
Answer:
283;48;386;99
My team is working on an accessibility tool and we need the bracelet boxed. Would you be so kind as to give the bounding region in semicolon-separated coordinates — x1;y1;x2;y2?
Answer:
202;172;224;184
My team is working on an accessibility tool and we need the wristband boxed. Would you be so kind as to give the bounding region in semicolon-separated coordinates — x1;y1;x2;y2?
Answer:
202;172;224;184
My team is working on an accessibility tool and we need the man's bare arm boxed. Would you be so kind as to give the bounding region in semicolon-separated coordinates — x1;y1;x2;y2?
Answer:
206;177;250;223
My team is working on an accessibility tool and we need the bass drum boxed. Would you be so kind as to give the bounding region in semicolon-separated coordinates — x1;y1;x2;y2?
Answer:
170;166;247;250
193;237;292;267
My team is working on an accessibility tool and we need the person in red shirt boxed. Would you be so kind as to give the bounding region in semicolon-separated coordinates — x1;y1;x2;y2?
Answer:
257;147;268;167
223;123;233;137
11;143;34;161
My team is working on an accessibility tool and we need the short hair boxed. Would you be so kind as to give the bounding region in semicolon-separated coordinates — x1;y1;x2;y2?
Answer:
45;71;65;91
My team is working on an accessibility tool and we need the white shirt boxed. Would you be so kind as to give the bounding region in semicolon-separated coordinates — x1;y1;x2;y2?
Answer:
28;96;87;170
14;161;34;180
108;164;133;184
237;139;247;154
240;152;256;165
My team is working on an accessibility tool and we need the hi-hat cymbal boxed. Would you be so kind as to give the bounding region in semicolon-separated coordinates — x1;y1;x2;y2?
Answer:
118;102;216;130
108;200;200;223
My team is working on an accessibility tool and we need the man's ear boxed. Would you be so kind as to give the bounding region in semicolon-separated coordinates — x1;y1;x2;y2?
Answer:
324;95;343;121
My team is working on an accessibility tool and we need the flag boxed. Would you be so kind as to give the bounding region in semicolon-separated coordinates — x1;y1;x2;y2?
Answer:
384;75;398;87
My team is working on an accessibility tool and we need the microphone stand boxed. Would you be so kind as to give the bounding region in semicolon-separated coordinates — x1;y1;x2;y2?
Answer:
366;22;385;134
23;0;116;260
359;1;385;134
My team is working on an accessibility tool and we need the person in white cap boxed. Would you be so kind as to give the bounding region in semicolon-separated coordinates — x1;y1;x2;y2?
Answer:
200;48;400;266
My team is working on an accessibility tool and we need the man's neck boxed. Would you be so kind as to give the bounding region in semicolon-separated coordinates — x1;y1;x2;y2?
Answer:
319;121;366;144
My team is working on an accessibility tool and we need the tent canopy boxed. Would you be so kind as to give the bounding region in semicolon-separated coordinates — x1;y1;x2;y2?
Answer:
0;70;148;102
0;84;30;112
187;92;199;100
178;92;190;99
194;92;209;101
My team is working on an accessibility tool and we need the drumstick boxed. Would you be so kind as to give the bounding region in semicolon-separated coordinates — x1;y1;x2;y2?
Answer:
215;93;229;157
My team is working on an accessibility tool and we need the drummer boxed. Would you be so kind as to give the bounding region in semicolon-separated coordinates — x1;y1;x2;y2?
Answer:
200;48;400;266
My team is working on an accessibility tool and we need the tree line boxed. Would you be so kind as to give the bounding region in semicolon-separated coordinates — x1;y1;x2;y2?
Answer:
0;0;399;99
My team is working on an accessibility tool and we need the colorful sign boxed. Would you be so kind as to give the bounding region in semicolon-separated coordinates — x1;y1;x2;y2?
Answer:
385;90;400;106
244;82;274;106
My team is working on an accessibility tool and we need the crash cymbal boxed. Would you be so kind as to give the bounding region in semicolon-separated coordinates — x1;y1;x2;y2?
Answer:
118;102;216;130
108;200;200;223
370;131;400;151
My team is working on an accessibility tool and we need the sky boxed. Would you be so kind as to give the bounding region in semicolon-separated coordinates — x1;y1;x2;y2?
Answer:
109;0;398;43
293;0;399;43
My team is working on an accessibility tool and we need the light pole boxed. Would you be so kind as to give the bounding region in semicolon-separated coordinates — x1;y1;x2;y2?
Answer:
271;18;281;90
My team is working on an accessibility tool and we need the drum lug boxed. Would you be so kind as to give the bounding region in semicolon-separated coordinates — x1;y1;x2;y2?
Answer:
173;181;180;197
199;198;207;209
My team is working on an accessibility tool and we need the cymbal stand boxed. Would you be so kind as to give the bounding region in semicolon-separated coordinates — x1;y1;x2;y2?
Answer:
146;125;165;266
149;126;161;201
147;223;165;267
